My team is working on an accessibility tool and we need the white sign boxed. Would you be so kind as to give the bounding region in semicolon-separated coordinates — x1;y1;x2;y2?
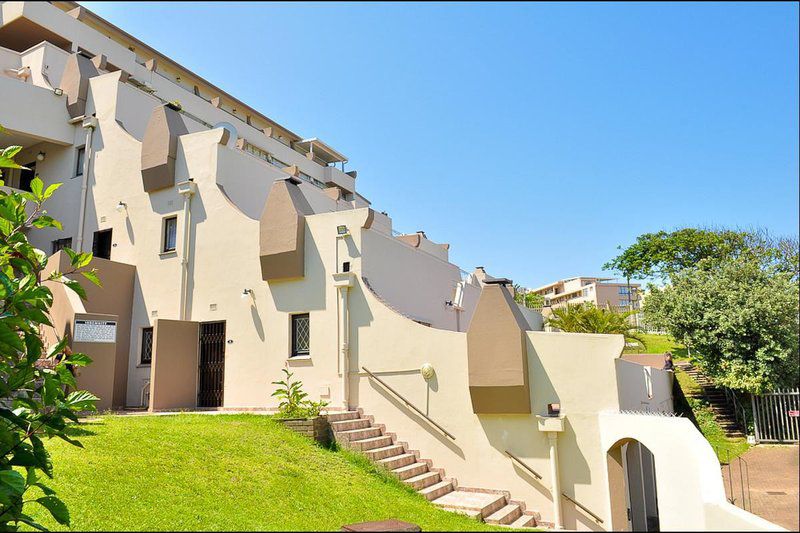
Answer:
74;319;117;343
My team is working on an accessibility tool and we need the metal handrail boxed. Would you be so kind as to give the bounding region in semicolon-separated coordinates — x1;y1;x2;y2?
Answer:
361;366;455;440
505;450;542;479
505;450;604;524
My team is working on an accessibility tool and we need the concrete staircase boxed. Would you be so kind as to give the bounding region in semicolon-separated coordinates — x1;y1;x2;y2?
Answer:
327;410;540;528
676;361;745;438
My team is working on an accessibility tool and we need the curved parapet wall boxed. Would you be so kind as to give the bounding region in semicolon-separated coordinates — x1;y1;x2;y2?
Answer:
60;52;99;118
259;177;314;281
140;103;189;192
466;281;531;413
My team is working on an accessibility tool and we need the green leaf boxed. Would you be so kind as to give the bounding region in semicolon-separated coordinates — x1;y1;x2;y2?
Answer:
36;495;70;526
42;182;62;200
62;279;86;300
64;390;98;411
17;514;48;531
63;352;92;367
0;470;26;496
31;436;53;478
28;177;43;200
80;269;101;287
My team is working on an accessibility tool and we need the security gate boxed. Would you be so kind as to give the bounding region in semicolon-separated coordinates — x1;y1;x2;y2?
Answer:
198;321;226;408
752;388;799;443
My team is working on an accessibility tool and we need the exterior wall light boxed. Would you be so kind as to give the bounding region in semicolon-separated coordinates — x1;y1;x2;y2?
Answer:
336;225;349;237
421;363;435;381
241;288;254;300
36;151;46;162
53;87;64;96
115;201;127;213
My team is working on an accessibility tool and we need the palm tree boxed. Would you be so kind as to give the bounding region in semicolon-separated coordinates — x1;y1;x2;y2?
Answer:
545;303;647;348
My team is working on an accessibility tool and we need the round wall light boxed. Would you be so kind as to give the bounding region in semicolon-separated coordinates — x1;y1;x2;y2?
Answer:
420;363;435;381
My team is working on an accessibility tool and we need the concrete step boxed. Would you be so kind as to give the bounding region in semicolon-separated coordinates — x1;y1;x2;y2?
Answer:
508;514;538;528
432;490;507;518
334;426;382;442
376;452;416;471
326;411;361;422
404;471;441;490
439;506;483;520
419;480;454;501
485;504;522;525
392;462;429;481
349;435;394;451
365;444;405;461
331;418;371;432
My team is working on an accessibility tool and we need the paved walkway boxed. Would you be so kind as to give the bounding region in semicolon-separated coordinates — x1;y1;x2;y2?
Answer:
722;445;799;530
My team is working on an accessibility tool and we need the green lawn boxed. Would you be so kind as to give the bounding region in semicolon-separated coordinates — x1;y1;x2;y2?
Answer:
623;333;689;359
673;370;750;463
25;414;517;531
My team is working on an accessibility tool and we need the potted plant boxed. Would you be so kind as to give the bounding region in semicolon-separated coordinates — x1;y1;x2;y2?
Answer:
271;369;330;444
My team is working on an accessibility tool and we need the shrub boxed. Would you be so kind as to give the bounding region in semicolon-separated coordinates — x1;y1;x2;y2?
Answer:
271;369;328;419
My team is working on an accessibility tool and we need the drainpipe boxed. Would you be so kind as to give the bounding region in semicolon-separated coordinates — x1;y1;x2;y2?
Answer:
75;116;98;253
537;414;566;529
548;433;564;529
177;180;197;321
333;271;355;410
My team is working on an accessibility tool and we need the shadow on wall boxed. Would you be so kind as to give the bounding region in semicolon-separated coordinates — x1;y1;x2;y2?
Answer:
367;378;465;459
182;190;207;319
345;281;375;409
269;230;327;313
478;340;599;531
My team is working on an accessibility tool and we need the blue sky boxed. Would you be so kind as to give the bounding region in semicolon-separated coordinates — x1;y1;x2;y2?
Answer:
84;2;799;288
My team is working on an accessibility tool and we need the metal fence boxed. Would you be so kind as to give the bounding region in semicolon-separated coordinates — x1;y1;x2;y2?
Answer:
751;388;800;443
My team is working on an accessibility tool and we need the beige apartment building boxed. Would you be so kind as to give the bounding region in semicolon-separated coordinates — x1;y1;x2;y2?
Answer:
0;2;782;531
532;277;641;311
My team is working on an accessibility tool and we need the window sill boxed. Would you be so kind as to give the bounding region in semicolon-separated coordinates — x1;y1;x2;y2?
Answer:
137;363;151;369
288;355;311;360
287;355;312;366
159;250;177;258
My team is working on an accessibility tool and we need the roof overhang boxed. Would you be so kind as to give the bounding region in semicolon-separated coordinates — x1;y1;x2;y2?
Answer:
294;138;347;165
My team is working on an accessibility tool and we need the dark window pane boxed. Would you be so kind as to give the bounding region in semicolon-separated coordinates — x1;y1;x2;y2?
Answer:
92;229;112;260
52;238;72;254
140;327;153;365
75;147;85;176
291;313;310;357
163;217;177;252
18;162;35;192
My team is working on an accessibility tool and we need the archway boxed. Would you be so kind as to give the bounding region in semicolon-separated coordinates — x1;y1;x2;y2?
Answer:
607;438;660;531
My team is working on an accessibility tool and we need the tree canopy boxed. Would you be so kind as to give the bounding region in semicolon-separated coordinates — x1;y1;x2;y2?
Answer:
603;228;750;281
544;303;645;348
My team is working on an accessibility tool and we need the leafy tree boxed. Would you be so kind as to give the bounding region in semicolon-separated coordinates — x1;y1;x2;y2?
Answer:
604;228;750;281
0;142;99;530
644;255;799;394
512;284;545;308
544;303;646;348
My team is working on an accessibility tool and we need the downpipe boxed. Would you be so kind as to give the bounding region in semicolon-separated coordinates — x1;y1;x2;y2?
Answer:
75;116;98;252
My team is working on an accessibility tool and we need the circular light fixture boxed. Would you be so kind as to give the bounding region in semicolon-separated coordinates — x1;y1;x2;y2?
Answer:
420;363;435;381
36;151;46;162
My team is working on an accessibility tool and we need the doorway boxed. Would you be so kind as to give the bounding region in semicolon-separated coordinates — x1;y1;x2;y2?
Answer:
607;439;660;531
198;321;225;408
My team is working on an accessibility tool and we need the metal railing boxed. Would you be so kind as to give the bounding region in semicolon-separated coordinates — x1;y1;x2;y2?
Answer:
361;366;455;440
717;447;751;512
505;450;604;524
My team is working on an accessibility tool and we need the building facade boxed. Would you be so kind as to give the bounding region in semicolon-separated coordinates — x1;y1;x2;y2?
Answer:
0;2;781;531
531;277;641;311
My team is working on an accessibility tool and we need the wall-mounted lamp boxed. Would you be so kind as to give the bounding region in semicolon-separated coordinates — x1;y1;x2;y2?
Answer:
241;288;254;300
115;201;127;213
547;403;561;417
35;151;46;162
336;225;349;237
420;363;436;381
53;87;64;96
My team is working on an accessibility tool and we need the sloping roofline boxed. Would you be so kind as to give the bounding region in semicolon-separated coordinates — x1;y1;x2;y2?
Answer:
51;1;305;143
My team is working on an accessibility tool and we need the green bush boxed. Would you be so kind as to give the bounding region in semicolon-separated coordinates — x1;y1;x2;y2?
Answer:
270;369;328;419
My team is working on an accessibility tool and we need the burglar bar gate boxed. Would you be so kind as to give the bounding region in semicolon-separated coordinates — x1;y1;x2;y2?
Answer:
751;388;799;443
198;321;226;408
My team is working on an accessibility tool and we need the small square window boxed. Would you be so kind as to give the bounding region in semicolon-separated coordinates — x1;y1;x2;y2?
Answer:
75;147;85;177
162;216;177;253
140;327;154;365
52;237;72;254
291;313;310;357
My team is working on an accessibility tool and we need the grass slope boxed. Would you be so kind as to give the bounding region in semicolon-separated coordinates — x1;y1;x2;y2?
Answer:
623;333;689;359
26;414;515;531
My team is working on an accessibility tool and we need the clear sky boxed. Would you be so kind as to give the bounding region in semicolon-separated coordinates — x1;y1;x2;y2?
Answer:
83;2;799;288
